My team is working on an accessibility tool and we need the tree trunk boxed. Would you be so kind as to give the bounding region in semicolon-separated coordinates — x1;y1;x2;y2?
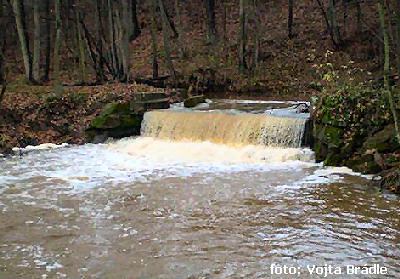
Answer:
95;0;105;82
150;0;159;79
158;0;176;81
394;0;400;75
204;0;217;44
121;0;131;81
0;47;5;105
238;0;247;74
222;0;227;47
158;0;178;39
43;0;51;81
12;0;33;82
33;0;41;82
342;0;348;37
328;0;341;45
130;0;141;40
356;0;362;34
53;0;62;92
315;0;338;48
288;0;294;38
75;10;86;84
0;1;5;105
108;0;118;78
174;0;186;57
379;1;400;143
252;0;260;71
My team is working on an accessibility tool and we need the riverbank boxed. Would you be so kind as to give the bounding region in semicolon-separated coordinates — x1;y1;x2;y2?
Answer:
0;83;172;155
312;85;400;193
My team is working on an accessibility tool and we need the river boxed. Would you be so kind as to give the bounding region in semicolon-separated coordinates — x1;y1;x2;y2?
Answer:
0;100;399;278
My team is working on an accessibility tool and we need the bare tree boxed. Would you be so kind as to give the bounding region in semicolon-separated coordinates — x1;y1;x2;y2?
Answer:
288;0;294;38
130;0;141;41
150;0;159;79
379;1;400;143
158;0;176;81
53;0;62;92
238;0;247;74
12;0;33;82
0;0;6;105
204;0;217;44
252;0;260;71
75;9;86;84
32;0;41;82
43;0;51;81
174;0;186;57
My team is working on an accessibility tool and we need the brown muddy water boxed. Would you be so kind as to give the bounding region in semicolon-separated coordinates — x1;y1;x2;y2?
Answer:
0;100;399;279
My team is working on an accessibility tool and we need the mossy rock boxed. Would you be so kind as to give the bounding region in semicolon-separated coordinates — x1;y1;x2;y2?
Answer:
184;95;206;108
345;154;382;174
0;134;12;149
324;150;345;166
362;124;400;153
313;124;343;148
314;141;328;162
87;102;143;142
90;102;131;129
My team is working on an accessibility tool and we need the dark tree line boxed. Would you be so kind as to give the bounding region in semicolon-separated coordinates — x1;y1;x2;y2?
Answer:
0;0;399;88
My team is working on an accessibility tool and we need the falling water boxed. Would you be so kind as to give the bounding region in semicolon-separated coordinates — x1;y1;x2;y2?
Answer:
141;110;307;148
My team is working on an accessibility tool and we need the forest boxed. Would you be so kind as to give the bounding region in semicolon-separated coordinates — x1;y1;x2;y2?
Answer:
0;0;398;90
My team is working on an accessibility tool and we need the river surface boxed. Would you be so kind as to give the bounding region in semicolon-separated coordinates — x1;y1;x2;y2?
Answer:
0;101;400;278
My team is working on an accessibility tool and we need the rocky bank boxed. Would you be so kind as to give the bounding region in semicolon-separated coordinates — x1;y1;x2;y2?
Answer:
312;86;400;193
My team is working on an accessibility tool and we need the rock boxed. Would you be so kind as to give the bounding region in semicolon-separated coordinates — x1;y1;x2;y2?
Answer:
296;103;310;113
324;149;345;166
314;124;344;148
131;92;170;113
362;124;400;153
86;93;171;143
86;102;143;142
381;168;400;193
184;95;206;108
346;154;382;174
302;119;314;147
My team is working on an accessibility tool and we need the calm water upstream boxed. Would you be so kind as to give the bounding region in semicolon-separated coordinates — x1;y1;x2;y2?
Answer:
0;100;399;278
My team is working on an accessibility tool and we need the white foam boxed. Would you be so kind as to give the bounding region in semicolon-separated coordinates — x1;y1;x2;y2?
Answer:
108;137;315;165
1;137;373;193
12;143;68;153
299;166;373;185
219;99;309;105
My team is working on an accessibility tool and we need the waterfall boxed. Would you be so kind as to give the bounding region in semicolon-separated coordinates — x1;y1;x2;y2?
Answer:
141;111;307;148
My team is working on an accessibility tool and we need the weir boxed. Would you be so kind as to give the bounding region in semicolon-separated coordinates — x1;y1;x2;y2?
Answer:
141;110;308;148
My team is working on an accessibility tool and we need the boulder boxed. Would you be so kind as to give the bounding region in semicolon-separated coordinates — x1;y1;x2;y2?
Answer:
86;93;171;143
86;102;143;142
345;154;382;174
184;95;206;108
362;124;400;153
131;92;170;113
